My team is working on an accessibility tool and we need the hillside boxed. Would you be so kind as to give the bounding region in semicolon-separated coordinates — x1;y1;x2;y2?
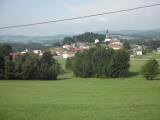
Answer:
0;35;65;44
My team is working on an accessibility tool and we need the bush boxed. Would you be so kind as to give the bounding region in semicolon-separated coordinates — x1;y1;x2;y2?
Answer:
73;47;130;78
108;49;130;77
14;51;62;80
73;50;93;77
66;58;75;71
142;59;159;80
91;47;114;77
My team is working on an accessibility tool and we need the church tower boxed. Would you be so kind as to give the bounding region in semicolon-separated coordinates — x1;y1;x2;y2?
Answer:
106;29;109;39
104;29;111;43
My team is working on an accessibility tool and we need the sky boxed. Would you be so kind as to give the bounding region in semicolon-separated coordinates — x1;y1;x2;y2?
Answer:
0;0;160;36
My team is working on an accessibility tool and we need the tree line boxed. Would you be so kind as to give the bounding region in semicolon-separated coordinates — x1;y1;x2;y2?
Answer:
63;32;105;44
66;46;130;78
0;44;62;80
1;44;159;80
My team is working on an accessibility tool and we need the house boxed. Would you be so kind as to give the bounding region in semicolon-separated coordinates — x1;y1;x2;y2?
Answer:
63;44;72;50
132;45;143;55
79;43;90;49
33;50;43;56
20;49;29;54
53;48;64;56
73;48;84;53
110;38;123;50
157;47;160;53
95;39;100;44
136;49;143;55
62;51;75;59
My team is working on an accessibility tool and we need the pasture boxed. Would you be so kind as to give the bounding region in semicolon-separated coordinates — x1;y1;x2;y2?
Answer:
0;58;160;120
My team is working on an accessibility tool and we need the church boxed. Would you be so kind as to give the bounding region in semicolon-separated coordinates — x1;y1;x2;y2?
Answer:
104;30;123;50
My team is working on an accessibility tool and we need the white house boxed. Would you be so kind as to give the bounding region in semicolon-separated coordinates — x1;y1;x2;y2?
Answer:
95;39;100;44
20;49;29;54
63;44;72;50
104;38;111;43
157;47;160;53
136;49;143;55
33;50;43;56
132;45;143;56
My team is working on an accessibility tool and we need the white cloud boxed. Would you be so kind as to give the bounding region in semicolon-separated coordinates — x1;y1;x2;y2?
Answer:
97;17;109;22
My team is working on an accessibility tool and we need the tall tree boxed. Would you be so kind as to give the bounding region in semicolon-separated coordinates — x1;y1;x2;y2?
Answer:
108;49;130;77
91;47;114;77
0;44;12;79
39;51;62;80
123;41;130;50
4;56;15;79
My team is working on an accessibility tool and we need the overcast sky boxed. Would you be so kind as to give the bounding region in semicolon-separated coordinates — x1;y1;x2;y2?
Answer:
0;0;160;36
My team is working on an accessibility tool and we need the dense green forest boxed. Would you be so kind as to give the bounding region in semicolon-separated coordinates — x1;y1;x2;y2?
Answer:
63;32;105;44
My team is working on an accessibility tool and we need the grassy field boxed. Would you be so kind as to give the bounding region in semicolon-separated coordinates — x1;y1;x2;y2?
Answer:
0;58;160;120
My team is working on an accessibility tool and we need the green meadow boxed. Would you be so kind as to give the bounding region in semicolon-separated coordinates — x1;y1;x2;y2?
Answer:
0;58;160;120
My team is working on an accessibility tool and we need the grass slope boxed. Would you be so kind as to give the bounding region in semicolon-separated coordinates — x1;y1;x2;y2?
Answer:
0;59;160;120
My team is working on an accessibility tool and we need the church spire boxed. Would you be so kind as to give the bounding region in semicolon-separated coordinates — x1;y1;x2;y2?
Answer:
106;29;109;39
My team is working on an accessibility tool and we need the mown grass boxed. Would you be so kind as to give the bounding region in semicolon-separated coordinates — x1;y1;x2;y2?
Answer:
0;59;160;120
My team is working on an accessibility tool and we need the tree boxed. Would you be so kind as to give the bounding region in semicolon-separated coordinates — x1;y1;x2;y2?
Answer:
142;59;159;80
39;63;61;80
4;56;15;79
0;51;4;79
63;32;105;44
108;49;130;78
66;58;75;71
72;47;130;78
14;52;40;80
63;37;75;44
14;51;62;80
91;47;114;77
73;50;93;77
123;41;130;50
0;44;12;79
21;53;40;80
39;51;62;80
41;51;55;65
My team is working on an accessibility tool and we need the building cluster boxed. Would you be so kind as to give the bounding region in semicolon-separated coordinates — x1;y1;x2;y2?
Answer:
10;30;145;60
95;30;123;50
52;30;145;59
50;43;90;59
11;49;43;60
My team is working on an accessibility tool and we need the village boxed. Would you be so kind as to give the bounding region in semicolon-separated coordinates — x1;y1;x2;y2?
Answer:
10;31;145;59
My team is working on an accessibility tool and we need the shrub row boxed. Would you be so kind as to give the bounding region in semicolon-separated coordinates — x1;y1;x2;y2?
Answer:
0;44;62;80
67;47;130;78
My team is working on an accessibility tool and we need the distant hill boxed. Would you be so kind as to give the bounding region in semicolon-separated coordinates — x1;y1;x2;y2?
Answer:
1;29;160;44
0;34;66;44
97;29;160;39
63;32;105;44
